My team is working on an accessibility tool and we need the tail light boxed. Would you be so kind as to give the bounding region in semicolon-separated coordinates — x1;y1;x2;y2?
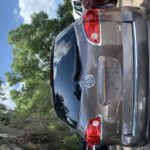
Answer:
85;116;102;149
82;9;101;45
83;0;117;9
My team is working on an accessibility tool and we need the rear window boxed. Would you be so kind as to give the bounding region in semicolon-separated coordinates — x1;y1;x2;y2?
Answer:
52;27;81;128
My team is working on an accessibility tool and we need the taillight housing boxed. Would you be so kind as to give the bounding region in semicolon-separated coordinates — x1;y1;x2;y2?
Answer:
82;9;101;45
85;116;102;149
83;0;117;9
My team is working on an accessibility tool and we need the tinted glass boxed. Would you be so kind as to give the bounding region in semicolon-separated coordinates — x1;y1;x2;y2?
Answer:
53;27;81;128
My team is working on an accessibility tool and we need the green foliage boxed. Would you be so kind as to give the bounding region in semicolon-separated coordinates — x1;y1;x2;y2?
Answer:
5;0;78;149
0;78;7;101
0;78;4;98
57;0;74;30
0;78;11;125
0;78;2;86
6;0;74;116
5;72;21;86
61;134;80;150
7;13;54;113
0;104;12;125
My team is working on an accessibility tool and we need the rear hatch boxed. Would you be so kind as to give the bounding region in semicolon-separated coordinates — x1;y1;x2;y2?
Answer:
51;7;149;147
74;7;149;146
51;24;81;129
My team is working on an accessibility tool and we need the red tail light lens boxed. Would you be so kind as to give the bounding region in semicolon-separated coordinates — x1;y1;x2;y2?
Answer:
85;116;102;149
82;9;101;45
83;0;117;9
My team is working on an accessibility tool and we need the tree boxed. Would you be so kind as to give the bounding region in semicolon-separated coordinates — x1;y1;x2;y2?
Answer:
6;0;74;116
0;104;12;125
0;78;3;98
7;13;59;114
0;78;7;101
0;78;12;125
57;0;74;30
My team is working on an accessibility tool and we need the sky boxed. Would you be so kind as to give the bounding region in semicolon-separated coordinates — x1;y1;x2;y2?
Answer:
0;0;62;109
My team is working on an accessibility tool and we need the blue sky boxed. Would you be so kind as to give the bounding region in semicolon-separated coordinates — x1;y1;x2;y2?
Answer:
0;0;23;81
0;0;62;81
0;0;62;109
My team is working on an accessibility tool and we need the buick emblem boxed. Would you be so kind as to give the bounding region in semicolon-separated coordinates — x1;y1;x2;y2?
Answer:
81;75;95;88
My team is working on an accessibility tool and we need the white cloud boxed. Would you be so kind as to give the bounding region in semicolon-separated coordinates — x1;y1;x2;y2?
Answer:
13;8;20;22
19;0;58;23
0;83;16;110
15;82;25;91
13;8;18;15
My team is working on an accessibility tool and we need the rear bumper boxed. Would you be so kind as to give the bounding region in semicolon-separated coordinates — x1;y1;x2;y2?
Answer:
122;18;149;147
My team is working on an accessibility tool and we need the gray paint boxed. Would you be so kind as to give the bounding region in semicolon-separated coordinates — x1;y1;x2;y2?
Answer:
74;7;149;146
52;6;149;148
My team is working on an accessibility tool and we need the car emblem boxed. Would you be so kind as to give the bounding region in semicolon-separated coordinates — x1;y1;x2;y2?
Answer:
81;75;95;88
